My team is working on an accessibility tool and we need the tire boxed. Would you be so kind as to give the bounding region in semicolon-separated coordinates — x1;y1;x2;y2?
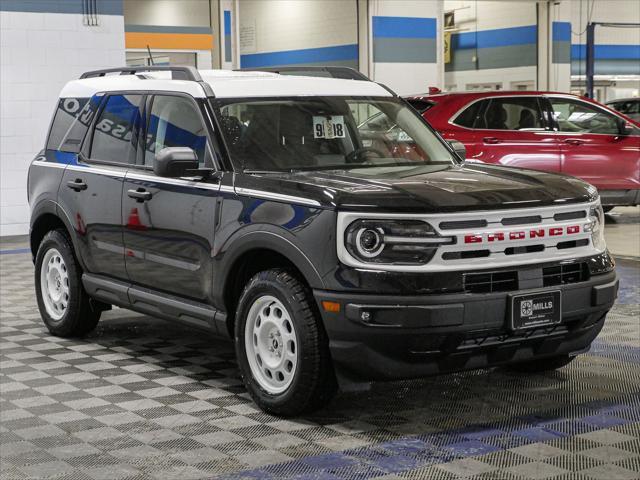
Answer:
507;354;576;373
602;206;614;213
234;269;336;416
34;229;101;337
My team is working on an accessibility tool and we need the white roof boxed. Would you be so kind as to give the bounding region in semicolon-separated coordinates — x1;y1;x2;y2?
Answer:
59;69;393;99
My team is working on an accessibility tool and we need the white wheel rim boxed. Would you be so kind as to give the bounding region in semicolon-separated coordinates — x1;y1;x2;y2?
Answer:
40;248;70;321
244;295;298;394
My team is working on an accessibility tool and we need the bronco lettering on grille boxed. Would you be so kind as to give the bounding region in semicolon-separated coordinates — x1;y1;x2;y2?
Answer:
464;225;581;244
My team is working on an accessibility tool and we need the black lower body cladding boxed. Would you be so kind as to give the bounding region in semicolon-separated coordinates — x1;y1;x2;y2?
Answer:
314;270;618;381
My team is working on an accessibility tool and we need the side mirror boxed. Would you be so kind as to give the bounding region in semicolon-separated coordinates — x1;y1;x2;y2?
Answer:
618;119;634;136
154;147;199;177
448;139;466;160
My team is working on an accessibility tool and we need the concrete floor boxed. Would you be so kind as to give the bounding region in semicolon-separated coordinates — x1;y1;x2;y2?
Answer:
0;209;638;480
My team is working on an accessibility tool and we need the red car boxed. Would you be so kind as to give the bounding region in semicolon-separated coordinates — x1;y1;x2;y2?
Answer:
406;91;640;210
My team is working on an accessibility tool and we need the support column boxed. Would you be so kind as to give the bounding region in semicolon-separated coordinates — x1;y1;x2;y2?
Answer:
210;0;221;69
537;0;550;90
357;0;370;77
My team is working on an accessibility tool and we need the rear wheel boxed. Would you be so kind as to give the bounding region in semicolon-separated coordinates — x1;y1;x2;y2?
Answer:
507;354;576;373
35;230;101;337
235;269;336;416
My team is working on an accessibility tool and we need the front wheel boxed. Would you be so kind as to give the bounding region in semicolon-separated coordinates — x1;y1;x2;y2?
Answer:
34;230;101;337
235;269;336;416
507;354;576;373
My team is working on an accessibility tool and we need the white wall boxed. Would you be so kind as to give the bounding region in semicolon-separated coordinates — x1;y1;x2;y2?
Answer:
570;0;640;101
123;0;211;27
0;9;125;236
369;0;443;95
239;0;357;55
238;0;358;68
444;0;537;91
571;0;640;49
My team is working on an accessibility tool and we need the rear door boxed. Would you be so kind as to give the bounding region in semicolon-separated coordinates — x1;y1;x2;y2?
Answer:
58;93;143;280
546;96;640;191
122;93;221;302
465;96;561;171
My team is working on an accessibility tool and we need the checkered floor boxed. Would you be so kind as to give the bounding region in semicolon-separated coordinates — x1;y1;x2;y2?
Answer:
1;248;638;480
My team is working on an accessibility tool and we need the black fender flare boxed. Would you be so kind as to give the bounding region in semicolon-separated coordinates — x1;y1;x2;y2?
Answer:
213;226;325;309
30;199;88;271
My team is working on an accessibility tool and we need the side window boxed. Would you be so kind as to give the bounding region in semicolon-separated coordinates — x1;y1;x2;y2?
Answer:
617;101;639;115
144;95;210;167
47;97;99;152
90;94;143;164
549;98;619;134
478;97;544;131
453;100;485;128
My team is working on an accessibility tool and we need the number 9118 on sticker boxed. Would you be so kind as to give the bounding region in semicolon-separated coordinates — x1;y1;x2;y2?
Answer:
313;115;346;139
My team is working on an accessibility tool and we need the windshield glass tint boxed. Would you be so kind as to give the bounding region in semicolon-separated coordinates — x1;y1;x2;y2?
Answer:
215;97;456;171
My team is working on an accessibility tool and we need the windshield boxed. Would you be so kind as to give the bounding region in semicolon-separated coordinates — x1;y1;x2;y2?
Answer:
214;96;457;172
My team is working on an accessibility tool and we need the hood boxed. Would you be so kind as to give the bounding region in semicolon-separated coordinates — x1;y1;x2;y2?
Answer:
235;164;598;213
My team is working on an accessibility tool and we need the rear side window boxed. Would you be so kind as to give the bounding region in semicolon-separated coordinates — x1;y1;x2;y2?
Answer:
46;97;98;152
406;99;435;114
90;94;143;164
453;100;485;128
475;97;544;130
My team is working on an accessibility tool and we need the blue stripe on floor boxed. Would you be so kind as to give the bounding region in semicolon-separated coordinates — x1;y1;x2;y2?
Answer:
225;398;638;479
0;248;30;255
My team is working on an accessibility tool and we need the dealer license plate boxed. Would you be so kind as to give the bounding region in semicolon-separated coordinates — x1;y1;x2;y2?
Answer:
510;290;561;330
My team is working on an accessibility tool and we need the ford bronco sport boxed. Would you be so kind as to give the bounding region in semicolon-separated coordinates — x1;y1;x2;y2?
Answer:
29;66;618;416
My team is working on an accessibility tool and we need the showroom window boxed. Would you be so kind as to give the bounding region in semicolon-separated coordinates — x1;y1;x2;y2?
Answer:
89;94;143;164
549;98;621;135
474;97;545;130
144;95;211;167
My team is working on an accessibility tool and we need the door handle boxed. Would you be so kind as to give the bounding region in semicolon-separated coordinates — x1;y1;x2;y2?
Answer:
483;137;500;144
564;138;583;146
127;188;152;202
67;179;87;191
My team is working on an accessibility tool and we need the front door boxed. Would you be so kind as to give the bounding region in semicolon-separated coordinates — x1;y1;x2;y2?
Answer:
546;96;640;192
122;94;220;302
469;96;562;172
58;93;143;281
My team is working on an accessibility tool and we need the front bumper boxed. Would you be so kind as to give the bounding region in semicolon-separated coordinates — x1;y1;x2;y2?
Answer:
314;270;618;381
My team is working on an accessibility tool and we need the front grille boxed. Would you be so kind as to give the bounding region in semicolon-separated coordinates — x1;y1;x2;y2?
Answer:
501;215;542;226
504;244;545;255
543;263;589;287
439;219;487;230
554;210;586;221
463;271;518;293
442;250;490;260
557;239;589;250
463;262;589;294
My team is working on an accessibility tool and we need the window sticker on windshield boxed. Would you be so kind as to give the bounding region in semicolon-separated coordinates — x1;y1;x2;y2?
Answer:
397;131;412;141
313;115;345;139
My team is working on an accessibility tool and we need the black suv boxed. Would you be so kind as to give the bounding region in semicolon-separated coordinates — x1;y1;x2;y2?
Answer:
28;67;618;415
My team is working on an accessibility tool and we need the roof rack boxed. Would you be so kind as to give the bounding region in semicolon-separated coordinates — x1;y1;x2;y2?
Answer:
241;66;372;81
79;66;214;96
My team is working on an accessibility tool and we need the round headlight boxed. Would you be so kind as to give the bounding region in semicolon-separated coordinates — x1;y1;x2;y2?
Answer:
344;219;454;265
355;227;385;258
